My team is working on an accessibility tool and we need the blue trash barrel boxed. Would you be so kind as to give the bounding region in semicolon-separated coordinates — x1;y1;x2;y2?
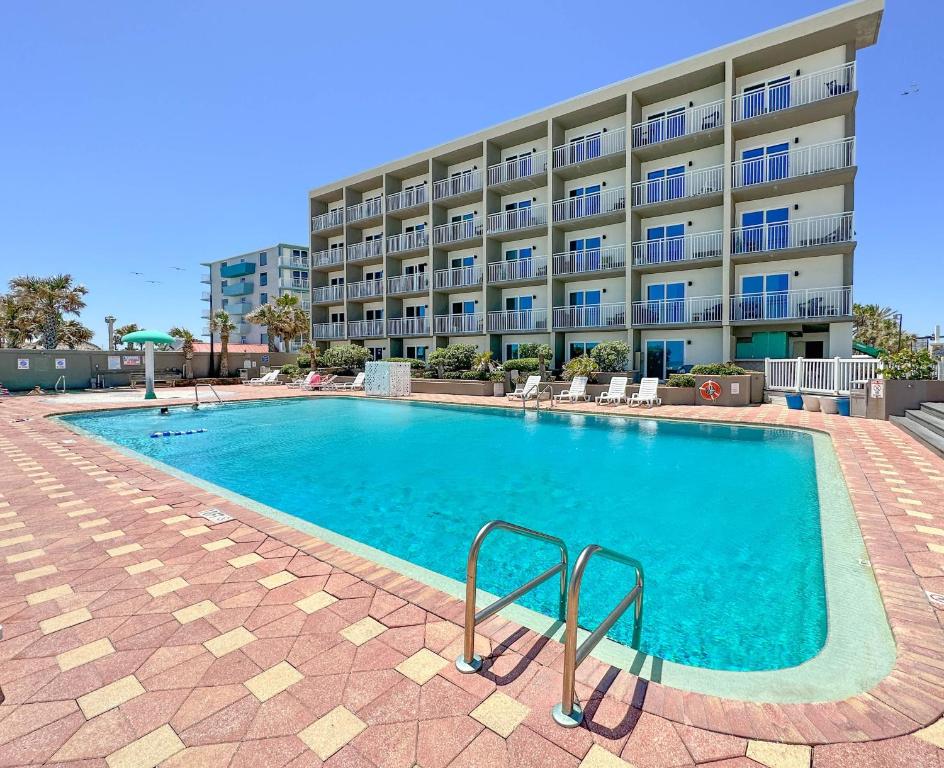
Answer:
785;393;804;410
836;397;851;417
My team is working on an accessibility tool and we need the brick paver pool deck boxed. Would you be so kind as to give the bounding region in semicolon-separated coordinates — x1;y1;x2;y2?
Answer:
1;386;943;767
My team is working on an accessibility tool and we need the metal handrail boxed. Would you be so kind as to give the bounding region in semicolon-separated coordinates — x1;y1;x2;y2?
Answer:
532;382;555;412
193;382;223;407
55;375;66;394
552;544;644;727
456;520;569;674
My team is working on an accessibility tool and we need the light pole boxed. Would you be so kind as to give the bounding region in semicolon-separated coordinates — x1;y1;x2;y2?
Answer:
105;316;116;351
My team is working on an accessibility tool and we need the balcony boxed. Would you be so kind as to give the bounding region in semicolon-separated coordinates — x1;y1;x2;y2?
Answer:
488;255;548;284
222;282;253;296
731;62;856;138
312;248;345;269
347;240;383;263
434;313;485;335
288;340;304;353
347;279;384;301
220;262;255;278
731;212;854;263
552;244;626;277
387;273;429;295
280;253;309;269
487;150;548;190
730;286;852;323
630;165;723;215
552;187;626;228
312;208;344;233
227;301;254;315
631;296;723;326
432;217;483;248
433;265;483;290
289;278;309;291
631;100;725;159
387;230;428;255
631;230;723;271
346;197;383;225
731;137;856;201
432;170;483;203
201;309;211;320
486;203;548;238
313;285;344;304
552;128;626;178
347;319;385;338
301;300;311;312
200;272;211;283
312;322;346;340
388;316;430;336
487;308;549;333
201;291;211;301
387;184;428;216
553;303;626;330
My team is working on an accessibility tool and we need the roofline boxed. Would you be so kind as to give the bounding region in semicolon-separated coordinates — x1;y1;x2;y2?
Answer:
308;0;882;197
200;243;309;267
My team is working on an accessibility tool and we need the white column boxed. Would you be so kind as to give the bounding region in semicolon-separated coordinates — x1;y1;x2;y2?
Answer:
144;341;156;400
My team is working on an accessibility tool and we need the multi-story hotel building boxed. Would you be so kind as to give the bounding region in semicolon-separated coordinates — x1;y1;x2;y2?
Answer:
201;244;311;350
307;0;881;377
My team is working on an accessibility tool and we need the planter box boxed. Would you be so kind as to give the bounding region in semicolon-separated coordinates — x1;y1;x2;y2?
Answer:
411;379;493;397
865;379;944;420
626;385;696;406
693;375;752;407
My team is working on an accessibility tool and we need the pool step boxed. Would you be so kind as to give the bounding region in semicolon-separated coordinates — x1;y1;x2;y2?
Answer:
891;402;944;458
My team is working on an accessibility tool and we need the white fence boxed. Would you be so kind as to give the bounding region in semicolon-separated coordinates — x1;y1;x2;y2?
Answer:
764;357;881;395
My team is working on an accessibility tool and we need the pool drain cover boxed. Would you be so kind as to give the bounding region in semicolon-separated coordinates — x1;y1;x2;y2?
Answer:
199;508;234;525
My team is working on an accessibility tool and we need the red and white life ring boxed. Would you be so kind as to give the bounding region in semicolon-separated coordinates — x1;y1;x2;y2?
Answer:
699;380;722;401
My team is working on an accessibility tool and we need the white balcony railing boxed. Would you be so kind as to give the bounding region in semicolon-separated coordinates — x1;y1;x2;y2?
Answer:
631;165;723;207
387;230;429;254
631;296;723;325
487;309;549;333
301;300;311;312
731;212;854;255
388;316;430;336
346;197;383;223
730;286;852;322
432;217;483;246
313;285;344;303
553;127;626;169
347;279;384;300
433;265;483;290
732;137;855;189
387;184;428;212
434;313;485;335
552;244;626;276
488;255;548;283
347;319;385;338
631;99;725;148
312;248;345;268
432;170;483;201
487;150;548;186
312;322;346;340
201;291;211;301
387;273;429;294
765;356;881;395
312;208;344;232
632;230;723;266
347;240;383;262
200;272;211;283
486;204;548;235
552;303;627;329
553;187;626;223
732;62;856;123
290;278;309;290
281;254;309;269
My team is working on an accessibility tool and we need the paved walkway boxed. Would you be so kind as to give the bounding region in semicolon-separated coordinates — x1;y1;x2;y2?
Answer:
1;387;943;767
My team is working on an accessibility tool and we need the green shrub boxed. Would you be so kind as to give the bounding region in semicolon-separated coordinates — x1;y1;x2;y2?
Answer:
589;341;631;372
382;357;427;371
666;374;695;388
319;344;371;373
427;344;478;373
689;362;749;376
296;354;311;370
489;371;506;383
517;343;552;362
879;348;937;380
438;370;488;381
501;358;541;373
279;363;301;379
563;355;597;381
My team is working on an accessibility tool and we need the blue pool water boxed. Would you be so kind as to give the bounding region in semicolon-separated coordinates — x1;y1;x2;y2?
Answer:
64;398;827;672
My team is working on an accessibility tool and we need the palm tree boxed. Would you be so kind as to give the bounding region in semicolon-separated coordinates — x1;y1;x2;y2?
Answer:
9;274;88;349
245;303;282;353
245;293;310;352
114;323;141;349
57;320;95;349
169;327;196;379
853;304;910;352
299;341;320;369
0;293;31;348
209;310;237;377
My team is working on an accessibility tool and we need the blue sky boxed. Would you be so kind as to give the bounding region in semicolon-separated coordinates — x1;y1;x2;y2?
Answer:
1;0;940;346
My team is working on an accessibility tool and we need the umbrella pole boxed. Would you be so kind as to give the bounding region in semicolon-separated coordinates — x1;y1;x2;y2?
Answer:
144;341;156;400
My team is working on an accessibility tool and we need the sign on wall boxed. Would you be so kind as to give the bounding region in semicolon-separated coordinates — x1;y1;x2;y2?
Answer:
107;356;121;370
870;379;885;399
55;358;67;370
261;354;269;363
122;355;142;367
16;358;29;370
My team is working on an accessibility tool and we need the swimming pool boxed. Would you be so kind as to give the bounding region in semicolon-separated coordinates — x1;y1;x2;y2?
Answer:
61;397;894;698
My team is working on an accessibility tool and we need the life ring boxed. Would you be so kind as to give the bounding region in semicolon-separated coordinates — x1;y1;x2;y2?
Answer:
699;380;722;401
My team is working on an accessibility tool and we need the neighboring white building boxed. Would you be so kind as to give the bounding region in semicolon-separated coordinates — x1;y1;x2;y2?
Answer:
306;0;882;377
201;244;310;351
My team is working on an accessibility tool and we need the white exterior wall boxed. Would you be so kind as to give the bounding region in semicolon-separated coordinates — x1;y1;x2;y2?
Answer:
640;145;724;178
638;206;724;236
641;83;725;123
560;277;625;303
734;185;846;220
562;168;625;196
561;223;626;248
499;138;547;161
640;267;723;298
733;253;845;291
501;285;548;306
735;47;847;93
562;113;626;143
735;116;847;156
639;328;723;372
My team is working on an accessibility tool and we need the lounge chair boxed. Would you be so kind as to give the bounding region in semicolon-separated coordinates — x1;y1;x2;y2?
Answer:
248;370;280;386
287;371;316;389
629;377;662;408
507;375;541;400
596;376;629;405
304;373;336;391
335;372;365;391
554;376;590;403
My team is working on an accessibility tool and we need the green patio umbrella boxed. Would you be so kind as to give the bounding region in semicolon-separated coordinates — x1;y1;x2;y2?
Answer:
121;329;175;400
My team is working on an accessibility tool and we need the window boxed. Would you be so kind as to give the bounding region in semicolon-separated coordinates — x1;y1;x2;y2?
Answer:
221;280;228;288
740;207;790;252
646;166;685;203
261;333;268;344
505;295;533;312
566;184;601;218
406;345;427;361
451;300;476;315
451;254;474;269
505;343;520;360
645;224;685;263
364;269;383;281
645;106;686;144
645;340;685;379
260;292;268;304
405;305;426;318
741;76;792;119
330;311;345;323
365;308;384;320
646;282;686;323
367;346;384;361
403;262;427;275
329;275;345;286
568;289;601;326
221;298;228;307
740;143;790;185
568;341;598;360
260;272;268;287
503;198;532;228
568;237;603;272
240;336;247;344
259;252;267;266
567;131;602;164
504;150;534;180
739;273;789;320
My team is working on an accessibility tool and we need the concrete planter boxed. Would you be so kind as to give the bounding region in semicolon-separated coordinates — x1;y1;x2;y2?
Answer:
865;379;944;420
626;385;696;406
820;397;839;415
410;379;493;397
693;375;753;407
802;394;821;412
492;382;505;396
594;371;635;385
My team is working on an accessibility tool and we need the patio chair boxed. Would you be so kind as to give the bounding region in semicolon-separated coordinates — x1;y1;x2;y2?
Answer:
287;371;317;389
596;376;629;405
334;372;365;391
247;370;280;386
629;377;662;408
554;376;590;403
507;375;541;400
304;373;336;391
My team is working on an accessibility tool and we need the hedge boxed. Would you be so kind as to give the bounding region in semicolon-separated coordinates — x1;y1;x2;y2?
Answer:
501;358;541;373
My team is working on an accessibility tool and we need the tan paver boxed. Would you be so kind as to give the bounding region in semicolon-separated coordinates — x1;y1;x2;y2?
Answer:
58;637;115;671
40;607;93;635
180;525;210;537
396;648;449;685
258;570;297;589
298;705;367;761
173;600;219;624
579;745;633;767
0;520;25;532
14;563;57;582
27;583;73;605
203;538;235;551
126;558;164;575
340;617;387;646
294;590;337;614
746;740;812;768
7;548;44;564
146;576;188;597
244;660;303;702
67;507;98;518
0;533;34;549
105;724;184;768
227;552;263;568
78;517;109;529
203;626;256;658
470;691;530;738
145;504;173;514
913;717;944;748
78;675;146;718
108;543;143;557
161;515;190;525
92;529;125;542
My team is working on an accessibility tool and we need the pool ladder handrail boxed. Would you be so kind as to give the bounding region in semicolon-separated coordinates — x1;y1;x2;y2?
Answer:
524;381;555;412
552;544;645;728
55;375;66;394
193;382;223;406
455;520;569;674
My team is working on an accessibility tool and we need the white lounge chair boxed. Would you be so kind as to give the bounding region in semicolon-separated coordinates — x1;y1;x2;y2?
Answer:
554;376;590;403
629;377;662;408
303;373;336;391
507;375;541;400
596;376;629;405
287;371;317;389
336;372;365;391
248;370;280;386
